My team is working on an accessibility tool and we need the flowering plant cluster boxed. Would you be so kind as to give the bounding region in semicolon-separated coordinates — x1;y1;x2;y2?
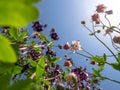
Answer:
0;1;120;90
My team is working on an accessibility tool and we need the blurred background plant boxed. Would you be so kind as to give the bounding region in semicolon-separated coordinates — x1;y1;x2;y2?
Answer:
0;0;120;90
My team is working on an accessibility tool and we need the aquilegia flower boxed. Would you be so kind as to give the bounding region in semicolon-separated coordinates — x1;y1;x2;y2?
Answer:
46;47;56;57
67;73;77;84
91;13;100;23
71;40;83;52
113;35;120;44
64;58;73;67
104;28;113;36
105;10;113;15
63;42;70;50
32;21;44;32
96;4;107;13
28;49;42;60
50;28;59;40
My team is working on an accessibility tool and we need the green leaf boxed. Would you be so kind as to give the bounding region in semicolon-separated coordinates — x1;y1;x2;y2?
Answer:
117;52;120;63
11;43;19;58
51;57;60;63
42;79;50;86
8;79;32;90
0;74;11;90
0;0;40;27
90;55;105;64
92;68;101;77
111;63;120;71
110;26;116;30
36;56;45;79
0;35;17;63
18;30;28;40
12;66;22;75
39;32;48;43
9;27;18;40
29;60;37;67
91;54;107;71
0;62;14;74
89;32;95;36
103;53;107;61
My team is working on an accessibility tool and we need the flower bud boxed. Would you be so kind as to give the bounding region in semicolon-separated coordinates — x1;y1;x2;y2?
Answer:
63;42;70;50
113;35;120;44
64;60;72;67
81;20;86;24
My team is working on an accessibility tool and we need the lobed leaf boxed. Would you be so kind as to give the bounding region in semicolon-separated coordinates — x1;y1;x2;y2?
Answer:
0;35;17;63
0;0;40;27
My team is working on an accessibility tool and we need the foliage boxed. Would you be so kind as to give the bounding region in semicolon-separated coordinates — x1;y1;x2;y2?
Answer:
0;1;120;90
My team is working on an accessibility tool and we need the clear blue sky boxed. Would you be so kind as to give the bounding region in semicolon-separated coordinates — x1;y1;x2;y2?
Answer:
36;0;120;89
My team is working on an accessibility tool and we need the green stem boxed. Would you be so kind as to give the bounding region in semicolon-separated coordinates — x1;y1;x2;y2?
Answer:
94;34;118;62
103;76;120;84
75;52;90;58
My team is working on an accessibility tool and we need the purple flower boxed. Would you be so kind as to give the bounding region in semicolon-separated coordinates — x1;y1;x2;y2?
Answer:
28;49;42;60
32;21;44;32
50;29;59;40
46;47;56;57
72;67;92;82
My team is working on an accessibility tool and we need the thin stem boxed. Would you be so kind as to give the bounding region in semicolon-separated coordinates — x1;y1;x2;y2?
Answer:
94;33;118;61
91;23;118;62
103;76;120;84
83;49;94;56
44;74;60;81
83;25;93;33
75;52;90;58
104;15;111;27
83;24;118;61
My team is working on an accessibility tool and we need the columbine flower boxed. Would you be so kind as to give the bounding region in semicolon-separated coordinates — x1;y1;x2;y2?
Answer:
96;4;107;13
104;28;113;36
113;35;120;44
67;73;77;84
46;47;56;57
91;13;100;23
105;10;113;15
71;40;83;52
64;59;73;67
63;42;70;50
28;49;42;60
32;32;40;38
50;29;59;40
32;21;44;32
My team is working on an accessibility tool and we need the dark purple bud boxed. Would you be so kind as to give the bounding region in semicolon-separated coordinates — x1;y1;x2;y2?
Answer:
32;21;44;32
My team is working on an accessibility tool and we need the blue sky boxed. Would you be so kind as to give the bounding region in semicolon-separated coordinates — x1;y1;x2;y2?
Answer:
37;0;120;89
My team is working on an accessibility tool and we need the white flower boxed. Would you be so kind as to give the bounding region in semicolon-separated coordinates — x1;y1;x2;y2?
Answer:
71;40;83;52
67;73;77;84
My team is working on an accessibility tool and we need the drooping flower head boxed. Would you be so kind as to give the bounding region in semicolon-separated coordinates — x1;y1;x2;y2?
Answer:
32;21;44;32
67;73;77;84
104;28;113;36
96;4;107;13
105;10;113;15
113;35;120;44
50;28;59;40
28;49;42;60
63;42;70;50
46;47;56;57
71;40;83;52
91;13;100;23
64;58;73;67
